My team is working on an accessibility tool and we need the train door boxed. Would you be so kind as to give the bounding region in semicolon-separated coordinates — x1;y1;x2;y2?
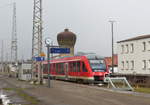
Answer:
65;63;69;80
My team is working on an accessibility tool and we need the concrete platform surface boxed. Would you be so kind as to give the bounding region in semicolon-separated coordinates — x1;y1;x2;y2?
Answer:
2;76;150;105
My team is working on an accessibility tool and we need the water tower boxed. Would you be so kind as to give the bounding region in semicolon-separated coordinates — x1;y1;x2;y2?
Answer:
57;29;76;56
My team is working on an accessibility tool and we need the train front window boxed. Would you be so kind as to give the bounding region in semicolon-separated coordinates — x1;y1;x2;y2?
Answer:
89;59;106;72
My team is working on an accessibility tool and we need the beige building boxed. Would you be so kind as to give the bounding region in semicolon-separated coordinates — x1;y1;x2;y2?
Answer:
117;35;150;75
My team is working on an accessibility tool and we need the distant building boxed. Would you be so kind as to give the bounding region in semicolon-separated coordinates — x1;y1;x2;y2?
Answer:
117;34;150;75
18;61;32;81
105;55;118;73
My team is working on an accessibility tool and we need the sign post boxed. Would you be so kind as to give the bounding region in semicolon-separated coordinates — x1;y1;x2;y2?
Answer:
45;37;70;88
45;38;52;88
47;45;50;88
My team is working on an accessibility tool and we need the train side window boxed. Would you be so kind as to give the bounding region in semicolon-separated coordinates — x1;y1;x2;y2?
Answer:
56;64;59;73
70;62;73;72
51;64;54;72
59;63;61;74
69;62;71;72
60;63;64;74
58;63;61;74
77;62;80;72
82;62;87;72
50;64;52;72
53;64;56;72
73;62;76;72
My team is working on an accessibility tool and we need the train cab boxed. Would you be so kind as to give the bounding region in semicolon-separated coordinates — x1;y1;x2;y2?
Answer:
85;54;109;81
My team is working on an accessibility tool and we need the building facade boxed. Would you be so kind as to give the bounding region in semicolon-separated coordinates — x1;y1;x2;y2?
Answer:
117;35;150;75
105;55;118;73
18;62;32;81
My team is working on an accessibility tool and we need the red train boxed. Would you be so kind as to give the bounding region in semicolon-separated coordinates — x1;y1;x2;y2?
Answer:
41;54;109;83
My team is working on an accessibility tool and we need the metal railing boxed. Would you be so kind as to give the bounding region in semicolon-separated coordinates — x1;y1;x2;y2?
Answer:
104;77;134;91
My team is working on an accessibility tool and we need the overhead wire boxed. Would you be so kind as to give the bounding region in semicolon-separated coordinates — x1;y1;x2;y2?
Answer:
0;3;13;9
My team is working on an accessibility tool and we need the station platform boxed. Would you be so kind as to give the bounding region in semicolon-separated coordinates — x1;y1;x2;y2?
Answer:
2;76;150;105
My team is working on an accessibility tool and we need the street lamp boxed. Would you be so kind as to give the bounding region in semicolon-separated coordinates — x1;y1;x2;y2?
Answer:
109;20;116;74
45;37;53;88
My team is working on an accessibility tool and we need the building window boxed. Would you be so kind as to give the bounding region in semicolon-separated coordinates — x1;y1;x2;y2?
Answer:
148;60;150;70
142;60;146;70
121;61;124;70
142;42;146;51
148;41;150;51
131;60;134;70
126;61;129;70
126;44;129;53
130;43;134;53
121;45;124;54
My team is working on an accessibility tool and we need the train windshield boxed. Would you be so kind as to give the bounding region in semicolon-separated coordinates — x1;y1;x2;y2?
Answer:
89;59;106;72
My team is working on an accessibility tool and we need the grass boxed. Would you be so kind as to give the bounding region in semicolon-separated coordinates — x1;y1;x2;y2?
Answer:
16;90;39;105
134;87;150;94
3;88;13;91
3;87;40;105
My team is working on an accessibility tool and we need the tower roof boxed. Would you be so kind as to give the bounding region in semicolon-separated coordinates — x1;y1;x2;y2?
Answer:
57;29;76;46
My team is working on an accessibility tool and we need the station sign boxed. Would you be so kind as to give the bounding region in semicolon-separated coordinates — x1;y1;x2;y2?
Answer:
50;48;70;54
34;57;45;61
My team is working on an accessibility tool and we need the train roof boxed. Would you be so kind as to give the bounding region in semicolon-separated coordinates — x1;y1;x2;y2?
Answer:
53;54;104;60
84;54;104;60
42;54;104;64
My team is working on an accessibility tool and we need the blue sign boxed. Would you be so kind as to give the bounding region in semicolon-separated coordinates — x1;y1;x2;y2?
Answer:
50;48;70;53
34;57;45;61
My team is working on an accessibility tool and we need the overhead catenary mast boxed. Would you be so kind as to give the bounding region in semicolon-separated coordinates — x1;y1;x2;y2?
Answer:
1;40;4;73
11;2;17;63
32;0;43;78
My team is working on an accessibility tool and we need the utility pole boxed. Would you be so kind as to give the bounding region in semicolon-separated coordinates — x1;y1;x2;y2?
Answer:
109;20;115;74
11;2;17;64
1;40;4;73
32;0;43;80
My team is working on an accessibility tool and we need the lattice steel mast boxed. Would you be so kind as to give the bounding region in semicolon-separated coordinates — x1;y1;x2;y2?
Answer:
11;2;17;63
32;0;43;76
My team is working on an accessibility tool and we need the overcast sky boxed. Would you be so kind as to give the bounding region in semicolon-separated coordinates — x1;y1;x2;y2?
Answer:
0;0;150;60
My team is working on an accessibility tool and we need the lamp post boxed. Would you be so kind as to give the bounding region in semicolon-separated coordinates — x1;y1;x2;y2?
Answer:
45;37;53;88
109;20;115;74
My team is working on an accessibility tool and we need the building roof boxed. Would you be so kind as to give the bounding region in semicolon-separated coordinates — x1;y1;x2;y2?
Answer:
117;34;150;43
